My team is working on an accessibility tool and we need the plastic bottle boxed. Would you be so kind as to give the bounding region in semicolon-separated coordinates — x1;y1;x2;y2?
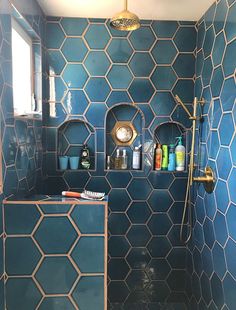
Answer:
175;137;185;171
121;149;128;170
161;145;168;170
132;146;141;170
155;143;162;171
168;144;176;171
81;144;90;169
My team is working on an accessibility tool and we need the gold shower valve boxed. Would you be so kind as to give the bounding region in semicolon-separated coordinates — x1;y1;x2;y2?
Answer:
193;166;215;193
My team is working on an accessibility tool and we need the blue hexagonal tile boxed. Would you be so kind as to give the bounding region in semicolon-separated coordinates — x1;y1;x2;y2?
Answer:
61;18;88;36
128;78;154;102
35;257;77;294
108;281;129;303
85;77;111;102
147;236;171;257
126;248;151;269
174;26;197;52
85;24;110;49
61;37;88;62
85;103;107;127
225;2;236;42
221;77;236;112
216;147;232;180
108;213;130;235
47;50;66;75
230;134;236;166
151;66;177;90
145;280;170;302
39;297;74;310
62;64;88;88
148;214;172;235
72;276;104;309
84;51;110;76
225;239;236;282
2;126;17;166
129;27;155;51
148;172;174;189
219;113;234;146
34;217;77;254
151;41;177;64
200;272;212;306
223;273;236;310
213;0;228;34
146;258;171;280
6;237;41;275
109;189;131;212
127;225;151;246
127;202;151;224
5;204;41;235
211;273;224;309
109;258;130;280
167;248;187;270
151;21;178;38
212;242;227;280
148;190;173;212
223;39;236;77
173;53;195;78
72;236;104;273
126;270;150;291
63;90;88;115
208;131;220;159
211;66;224;97
106;38;133;63
214;211;228;246
169;178;188;201
150;92;176;116
64;170;90;188
6;278;42;310
129;52;154;77
215;180;229;213
64;121;90;144
46;23;65;49
203;26;215;58
106;171;132;188
202;56;213;87
127;178;152;200
109;236;130;257
212;32;226;67
71;204;104;234
107;65;132;89
203;217;215;249
226;203;236;242
106;91;132;107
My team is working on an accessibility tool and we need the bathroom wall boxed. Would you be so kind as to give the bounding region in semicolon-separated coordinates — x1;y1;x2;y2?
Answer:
44;18;196;307
189;0;236;308
0;0;45;308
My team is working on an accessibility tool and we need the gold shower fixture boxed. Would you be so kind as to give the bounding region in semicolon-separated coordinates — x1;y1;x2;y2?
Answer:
110;0;141;31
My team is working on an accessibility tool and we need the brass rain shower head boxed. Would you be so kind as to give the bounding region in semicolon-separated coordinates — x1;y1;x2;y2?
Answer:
110;0;141;31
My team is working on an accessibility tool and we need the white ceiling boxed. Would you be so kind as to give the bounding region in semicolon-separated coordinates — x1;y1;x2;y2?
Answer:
37;0;215;21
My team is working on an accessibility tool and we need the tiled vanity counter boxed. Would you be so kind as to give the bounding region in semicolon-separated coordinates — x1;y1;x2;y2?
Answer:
3;195;108;310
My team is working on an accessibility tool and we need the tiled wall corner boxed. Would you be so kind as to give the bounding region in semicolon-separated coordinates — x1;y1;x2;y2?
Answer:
190;0;236;308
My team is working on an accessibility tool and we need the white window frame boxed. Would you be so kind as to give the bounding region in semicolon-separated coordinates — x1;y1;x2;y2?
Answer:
12;18;40;117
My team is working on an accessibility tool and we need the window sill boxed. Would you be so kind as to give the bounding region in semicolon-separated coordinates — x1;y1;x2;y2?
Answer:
14;112;42;120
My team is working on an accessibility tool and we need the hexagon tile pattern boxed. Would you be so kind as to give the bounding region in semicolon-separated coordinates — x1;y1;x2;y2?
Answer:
188;0;236;309
4;201;107;310
44;17;197;309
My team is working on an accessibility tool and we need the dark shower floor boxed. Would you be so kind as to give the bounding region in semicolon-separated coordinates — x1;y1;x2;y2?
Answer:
109;302;187;310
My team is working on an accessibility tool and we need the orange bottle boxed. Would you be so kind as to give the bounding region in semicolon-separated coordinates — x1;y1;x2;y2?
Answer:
155;143;162;171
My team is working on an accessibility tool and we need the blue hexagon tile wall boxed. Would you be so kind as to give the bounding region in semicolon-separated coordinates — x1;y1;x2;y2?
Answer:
44;16;197;308
188;0;236;309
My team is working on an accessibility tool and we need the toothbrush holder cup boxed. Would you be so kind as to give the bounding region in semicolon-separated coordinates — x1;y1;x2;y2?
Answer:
59;156;69;170
69;156;80;170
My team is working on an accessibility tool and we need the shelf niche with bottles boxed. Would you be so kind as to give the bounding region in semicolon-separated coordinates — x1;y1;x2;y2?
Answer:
57;119;96;171
153;121;190;173
105;103;145;171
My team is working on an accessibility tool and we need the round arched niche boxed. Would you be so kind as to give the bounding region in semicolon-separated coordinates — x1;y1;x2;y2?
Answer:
105;103;145;170
57;119;96;170
153;121;189;172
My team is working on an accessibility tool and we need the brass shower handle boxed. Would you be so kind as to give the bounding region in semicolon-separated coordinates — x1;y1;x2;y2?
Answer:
193;166;215;193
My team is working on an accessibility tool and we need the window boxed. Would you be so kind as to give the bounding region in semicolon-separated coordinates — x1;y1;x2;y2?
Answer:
11;19;41;116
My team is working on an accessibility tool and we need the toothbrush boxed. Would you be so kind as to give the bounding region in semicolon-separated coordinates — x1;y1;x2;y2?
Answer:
62;190;105;200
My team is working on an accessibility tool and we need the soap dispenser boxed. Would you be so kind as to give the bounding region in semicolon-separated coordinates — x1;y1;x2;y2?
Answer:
175;137;185;171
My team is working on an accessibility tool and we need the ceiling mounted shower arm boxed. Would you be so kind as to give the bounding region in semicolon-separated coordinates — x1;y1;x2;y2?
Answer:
124;0;128;11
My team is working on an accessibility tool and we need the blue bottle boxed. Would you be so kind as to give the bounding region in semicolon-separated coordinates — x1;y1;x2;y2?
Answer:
168;144;176;171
